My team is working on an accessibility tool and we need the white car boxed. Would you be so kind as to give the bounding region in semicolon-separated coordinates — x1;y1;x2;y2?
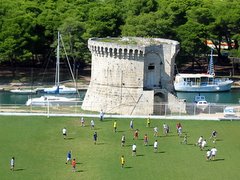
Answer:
224;107;236;117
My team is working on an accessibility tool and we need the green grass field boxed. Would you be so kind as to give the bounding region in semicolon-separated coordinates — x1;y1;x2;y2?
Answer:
1;116;240;180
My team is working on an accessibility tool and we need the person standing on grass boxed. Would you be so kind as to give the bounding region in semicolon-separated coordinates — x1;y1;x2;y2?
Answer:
62;127;67;139
66;151;72;164
200;139;207;151
206;149;212;160
113;120;117;133
154;140;158;152
181;134;187;144
80;117;85;127
144;134;148;146
121;155;125;168
133;129;139;140
176;122;182;133
163;123;168;135
121;134;126;147
153;127;158;137
132;143;137;156
210;147;217;160
10;157;15;171
196;136;203;147
210;130;217;143
90;119;95;130
147;117;150;127
130;119;134;130
72;158;76;172
99;109;104;121
93;132;98;145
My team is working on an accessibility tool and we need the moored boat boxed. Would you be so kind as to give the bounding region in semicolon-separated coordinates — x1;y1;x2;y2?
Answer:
25;96;79;106
174;48;233;92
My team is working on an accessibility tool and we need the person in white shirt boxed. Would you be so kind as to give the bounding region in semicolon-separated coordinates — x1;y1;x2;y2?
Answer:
200;139;207;150
153;127;158;137
196;136;203;147
80;117;85;127
206;149;211;160
132;144;137;156
10;157;15;171
121;135;126;147
90;119;95;130
154;140;158;152
62;127;67;139
211;147;217;160
99;110;104;121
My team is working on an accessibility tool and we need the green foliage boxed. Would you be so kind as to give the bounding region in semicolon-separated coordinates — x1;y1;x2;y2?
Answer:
0;0;240;66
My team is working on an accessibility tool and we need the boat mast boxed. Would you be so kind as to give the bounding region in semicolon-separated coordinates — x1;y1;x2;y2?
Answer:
55;31;60;87
208;48;215;76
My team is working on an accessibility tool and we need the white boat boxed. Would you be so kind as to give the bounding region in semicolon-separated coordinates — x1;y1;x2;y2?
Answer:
25;96;78;106
43;32;77;94
10;88;37;94
194;95;209;111
174;49;233;92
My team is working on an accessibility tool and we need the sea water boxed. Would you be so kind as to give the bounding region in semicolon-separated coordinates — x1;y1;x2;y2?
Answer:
0;90;86;105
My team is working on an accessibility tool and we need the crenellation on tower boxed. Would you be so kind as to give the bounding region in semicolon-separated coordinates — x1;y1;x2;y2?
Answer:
82;37;185;115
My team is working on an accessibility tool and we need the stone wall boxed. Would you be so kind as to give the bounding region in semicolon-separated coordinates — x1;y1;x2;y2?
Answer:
82;37;184;115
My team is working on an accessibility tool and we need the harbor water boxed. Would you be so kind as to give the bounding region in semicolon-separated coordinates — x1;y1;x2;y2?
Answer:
0;90;86;105
0;89;239;105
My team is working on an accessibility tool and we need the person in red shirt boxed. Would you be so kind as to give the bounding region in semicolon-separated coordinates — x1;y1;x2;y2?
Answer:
72;159;76;172
133;129;139;140
144;134;148;146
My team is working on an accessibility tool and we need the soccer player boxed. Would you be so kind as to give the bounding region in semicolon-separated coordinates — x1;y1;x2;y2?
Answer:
121;155;125;168
200;139;207;151
113;120;117;133
132;143;137;156
99;109;104;121
210;130;217;143
133;129;139;140
10;157;15;171
163;123;168;135
147;117;150;127
90;119;95;130
121;134;126;147
66;151;72;164
130;119;134;130
181;134;187;144
153;127;158;137
72;158;76;172
80;117;85;127
62;127;67;139
206;149;211;160
196;136;203;147
211;147;217;160
144;134;148;146
154;140;158;152
93;132;98;145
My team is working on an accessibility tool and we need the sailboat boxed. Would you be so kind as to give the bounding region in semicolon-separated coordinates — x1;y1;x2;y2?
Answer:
174;48;233;92
43;32;77;94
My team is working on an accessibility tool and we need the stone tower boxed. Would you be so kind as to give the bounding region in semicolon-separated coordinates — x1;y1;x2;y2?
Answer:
82;37;184;115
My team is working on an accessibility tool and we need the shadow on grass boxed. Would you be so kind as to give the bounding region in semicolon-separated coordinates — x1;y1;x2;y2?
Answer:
76;162;82;165
213;158;225;161
65;137;74;140
160;134;176;138
14;168;25;171
187;143;194;146
96;143;105;145
136;154;144;157
155;151;165;154
117;130;125;133
76;170;84;172
124;166;133;169
216;139;223;142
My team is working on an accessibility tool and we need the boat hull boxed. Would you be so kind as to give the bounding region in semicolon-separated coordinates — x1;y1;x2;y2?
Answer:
174;81;232;92
26;96;79;106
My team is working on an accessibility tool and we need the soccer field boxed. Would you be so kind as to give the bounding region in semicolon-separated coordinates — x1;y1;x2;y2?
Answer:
1;116;240;180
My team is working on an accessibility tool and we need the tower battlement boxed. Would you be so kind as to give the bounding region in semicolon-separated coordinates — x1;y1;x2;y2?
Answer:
82;37;183;115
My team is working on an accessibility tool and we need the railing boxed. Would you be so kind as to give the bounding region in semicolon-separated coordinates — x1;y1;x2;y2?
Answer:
0;102;239;119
